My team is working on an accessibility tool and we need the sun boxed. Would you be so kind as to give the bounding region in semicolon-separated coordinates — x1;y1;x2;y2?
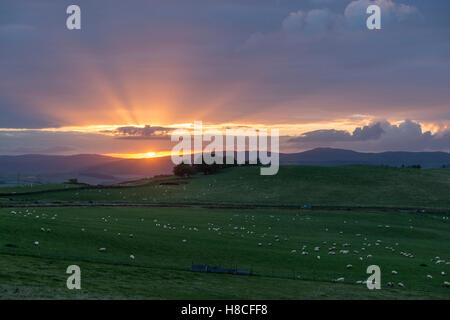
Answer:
105;151;160;159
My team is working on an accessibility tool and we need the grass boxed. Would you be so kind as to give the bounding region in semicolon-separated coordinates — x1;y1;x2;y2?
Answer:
0;183;80;195
1;254;446;300
1;205;449;299
1;165;449;299
7;166;450;208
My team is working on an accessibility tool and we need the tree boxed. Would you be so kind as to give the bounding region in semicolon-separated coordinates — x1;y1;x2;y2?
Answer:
193;162;220;175
173;163;195;177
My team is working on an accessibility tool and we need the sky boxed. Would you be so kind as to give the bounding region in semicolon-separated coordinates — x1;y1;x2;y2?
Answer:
0;0;449;156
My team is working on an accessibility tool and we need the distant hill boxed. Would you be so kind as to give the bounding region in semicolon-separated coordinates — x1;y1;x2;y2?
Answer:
0;154;173;185
0;148;448;185
279;148;450;168
80;156;174;179
0;154;118;174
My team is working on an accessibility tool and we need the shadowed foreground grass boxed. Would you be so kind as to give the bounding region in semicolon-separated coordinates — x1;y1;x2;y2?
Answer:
1;254;447;300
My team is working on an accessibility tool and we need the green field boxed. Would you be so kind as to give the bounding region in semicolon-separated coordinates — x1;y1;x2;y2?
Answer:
6;166;450;209
0;166;449;299
0;183;80;195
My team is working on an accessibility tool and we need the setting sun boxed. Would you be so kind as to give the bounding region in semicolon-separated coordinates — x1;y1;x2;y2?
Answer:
104;151;173;159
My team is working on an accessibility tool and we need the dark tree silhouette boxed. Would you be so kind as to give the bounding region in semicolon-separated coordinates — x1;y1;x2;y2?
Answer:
173;163;196;177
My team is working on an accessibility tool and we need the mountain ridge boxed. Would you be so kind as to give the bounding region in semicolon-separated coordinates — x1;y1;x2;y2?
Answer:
0;148;449;185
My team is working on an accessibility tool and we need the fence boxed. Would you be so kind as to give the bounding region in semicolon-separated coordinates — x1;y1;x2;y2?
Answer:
191;264;252;276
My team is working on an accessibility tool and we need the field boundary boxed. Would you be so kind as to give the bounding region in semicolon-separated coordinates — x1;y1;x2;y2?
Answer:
1;201;449;214
0;177;190;197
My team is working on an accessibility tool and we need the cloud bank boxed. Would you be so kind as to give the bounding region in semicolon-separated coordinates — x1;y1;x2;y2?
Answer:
288;120;450;152
103;125;173;140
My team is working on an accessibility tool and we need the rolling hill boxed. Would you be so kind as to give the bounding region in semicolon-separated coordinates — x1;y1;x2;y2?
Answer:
280;148;450;168
0;148;449;185
6;165;450;209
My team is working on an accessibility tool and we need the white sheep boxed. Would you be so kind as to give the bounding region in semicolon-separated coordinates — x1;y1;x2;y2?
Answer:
392;270;398;275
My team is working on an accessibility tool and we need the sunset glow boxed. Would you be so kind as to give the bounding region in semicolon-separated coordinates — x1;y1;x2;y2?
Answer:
105;151;173;159
0;0;449;156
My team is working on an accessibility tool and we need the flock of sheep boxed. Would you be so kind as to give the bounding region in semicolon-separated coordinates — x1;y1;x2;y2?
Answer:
6;207;450;290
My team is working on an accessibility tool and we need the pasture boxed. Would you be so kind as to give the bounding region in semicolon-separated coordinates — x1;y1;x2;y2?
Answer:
1;204;449;299
7;166;450;209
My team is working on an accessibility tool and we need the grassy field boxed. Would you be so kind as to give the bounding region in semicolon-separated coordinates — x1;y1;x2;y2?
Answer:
6;166;450;208
0;205;449;299
0;166;449;299
0;183;80;195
